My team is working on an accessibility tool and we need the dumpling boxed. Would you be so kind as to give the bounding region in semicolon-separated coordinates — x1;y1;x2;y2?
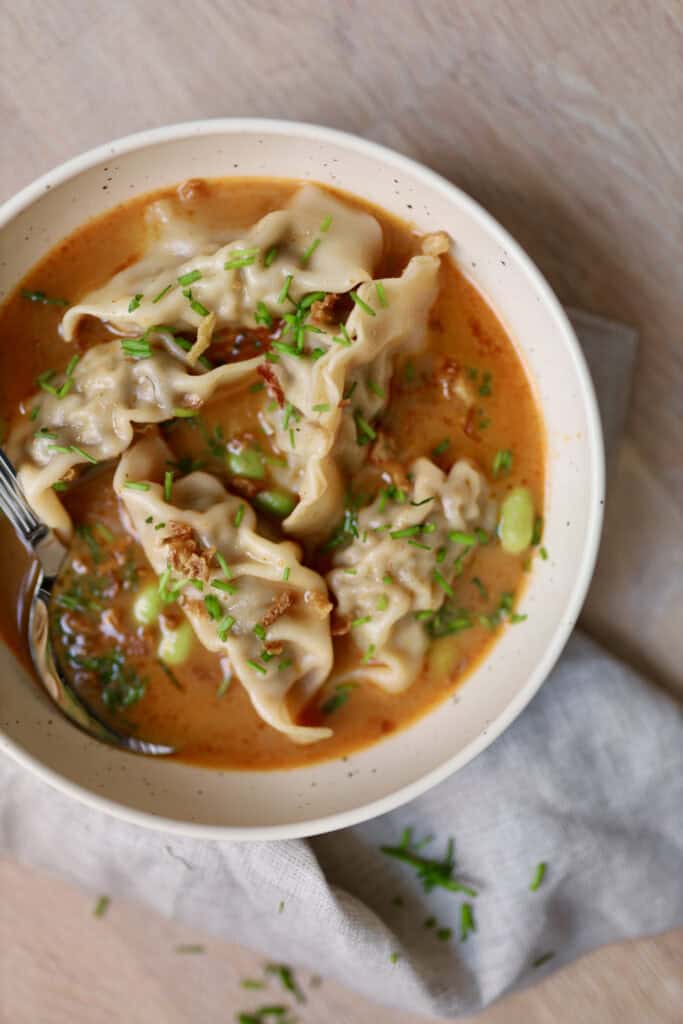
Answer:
113;432;334;744
8;333;260;537
261;253;441;538
61;185;382;340
327;457;497;693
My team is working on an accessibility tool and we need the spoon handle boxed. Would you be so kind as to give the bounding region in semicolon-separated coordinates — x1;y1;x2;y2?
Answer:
0;448;48;549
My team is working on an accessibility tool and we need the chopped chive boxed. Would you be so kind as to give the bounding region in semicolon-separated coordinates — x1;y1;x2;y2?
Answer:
368;380;385;398
204;594;222;620
376;594;389;611
312;403;330;413
532;952;555;969
309;347;326;361
253;624;267;641
478;371;493;397
436;927;452;942
233;504;245;528
264;245;278;267
122;338;153;359
128;293;143;313
540;546;548;560
249;381;266;393
299;290;326;310
320;214;333;232
432;438;451;458
152;283;173;303
289;428;296;449
36;370;59;396
278;657;293;672
189;297;210;318
93;895;110;918
532;515;544;546
363;643;376;664
409;540;431;550
254;301;273;327
460;902;476;941
471;577;488;599
434;571;454;597
375;281;388;308
271;340;303;357
216;552;232;577
29;405;41;421
282;402;294;430
217;615;236;641
164;470;173;502
224;248;259;270
421;522;436;534
321;682;356;715
35;429;58;440
301;237;321;264
343;568;357;575
350;291;376;316
247;659;267;675
449;530;477;546
282;566;290;581
21;288;69;307
93;523;113;543
175;945;205;955
171;407;199;419
70;445;97;464
332;331;352;347
177;269;202;286
240;979;266;991
145;516;154;524
354;413;377;443
530;862;547;891
187;577;202;588
65;354;80;377
351;615;372;627
435;546;447;563
212;579;238;594
492;448;513;477
46;444;72;455
216;677;231;697
382;573;393;585
475;528;489;544
390;526;421;539
278;274;293;304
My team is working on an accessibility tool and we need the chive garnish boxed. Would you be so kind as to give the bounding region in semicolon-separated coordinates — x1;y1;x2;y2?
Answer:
204;594;222;621
460;902;476;941
264;246;278;267
299;290;326;310
175;945;205;955
301;237;321;264
312;403;330;413
93;895;110;918
171;407;199;419
233;504;245;528
382;573;393;585
375;281;388;307
277;274;293;304
177;269;202;286
408;539;431;550
492;449;513;477
249;381;266;393
380;829;477;896
35;429;58;440
224;247;259;270
436;927;452;942
70;445;97;464
475;528;489;544
46;444;72;455
164;470;173;502
434;571;454;597
532;515;544;546
478;371;493;397
216;677;231;697
540;546;548;560
152;283;172;303
271;341;303;357
254;301;273;327
128;293;143;313
376;594;389;611
282;566;290;581
530;862;547;891
532;952;555;969
320;214;333;232
282;402;294;430
350;291;376;316
309;347;326;361
212;579;238;594
432;438;451;457
354;413;376;443
216;552;232;577
449;530;477;546
123;481;151;491
471;577;488;599
278;657;293;672
189;297;210;317
390;525;421;539
217;615;236;641
362;644;376;664
21;289;69;307
247;659;267;675
65;354;80;377
29;405;40;421
368;380;385;398
351;615;372;627
321;682;356;715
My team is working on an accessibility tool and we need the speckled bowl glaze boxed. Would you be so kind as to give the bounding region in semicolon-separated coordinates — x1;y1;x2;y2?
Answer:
0;120;604;839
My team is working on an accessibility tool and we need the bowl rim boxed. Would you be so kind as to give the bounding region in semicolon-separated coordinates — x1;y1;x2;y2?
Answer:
0;118;605;840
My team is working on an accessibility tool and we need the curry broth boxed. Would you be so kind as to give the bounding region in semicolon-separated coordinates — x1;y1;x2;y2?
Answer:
0;178;544;770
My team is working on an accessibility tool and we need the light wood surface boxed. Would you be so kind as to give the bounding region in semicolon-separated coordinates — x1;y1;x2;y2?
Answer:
1;1;681;1021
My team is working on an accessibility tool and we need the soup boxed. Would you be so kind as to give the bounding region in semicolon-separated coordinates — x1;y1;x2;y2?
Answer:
0;178;544;769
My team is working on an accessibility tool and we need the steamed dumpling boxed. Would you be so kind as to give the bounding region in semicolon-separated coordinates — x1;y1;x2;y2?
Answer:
327;458;496;693
8;335;260;537
114;432;334;744
61;185;382;340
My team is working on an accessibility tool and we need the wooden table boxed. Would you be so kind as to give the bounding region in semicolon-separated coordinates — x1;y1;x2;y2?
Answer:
1;2;681;1021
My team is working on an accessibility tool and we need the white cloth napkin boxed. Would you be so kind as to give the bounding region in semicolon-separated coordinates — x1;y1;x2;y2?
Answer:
3;312;681;1018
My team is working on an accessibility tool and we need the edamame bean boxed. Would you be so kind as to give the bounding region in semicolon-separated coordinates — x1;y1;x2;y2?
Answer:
254;488;297;518
132;584;162;626
499;486;535;554
158;619;194;665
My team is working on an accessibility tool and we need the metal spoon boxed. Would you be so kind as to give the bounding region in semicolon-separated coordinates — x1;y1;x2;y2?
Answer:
0;448;173;755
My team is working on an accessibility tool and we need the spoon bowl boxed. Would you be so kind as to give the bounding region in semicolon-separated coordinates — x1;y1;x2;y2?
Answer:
0;448;174;755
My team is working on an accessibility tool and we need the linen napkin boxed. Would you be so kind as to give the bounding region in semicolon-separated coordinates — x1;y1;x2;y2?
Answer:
2;312;682;1019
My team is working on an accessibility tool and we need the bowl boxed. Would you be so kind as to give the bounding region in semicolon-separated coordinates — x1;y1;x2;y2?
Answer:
0;119;604;839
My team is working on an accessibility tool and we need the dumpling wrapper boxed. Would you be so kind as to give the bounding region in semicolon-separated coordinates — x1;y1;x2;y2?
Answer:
264;253;441;538
114;433;334;744
61;185;382;340
327;457;496;693
7;335;260;537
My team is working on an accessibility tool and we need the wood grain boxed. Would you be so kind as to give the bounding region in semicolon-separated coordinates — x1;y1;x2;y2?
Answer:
0;0;681;1020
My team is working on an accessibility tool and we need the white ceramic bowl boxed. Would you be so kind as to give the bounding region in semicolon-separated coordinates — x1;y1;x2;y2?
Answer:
0;120;603;839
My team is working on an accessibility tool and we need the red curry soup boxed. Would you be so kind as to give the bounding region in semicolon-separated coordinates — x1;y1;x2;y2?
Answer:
0;178;545;769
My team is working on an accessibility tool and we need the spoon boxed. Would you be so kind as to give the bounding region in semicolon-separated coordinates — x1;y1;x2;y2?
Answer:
0;448;173;755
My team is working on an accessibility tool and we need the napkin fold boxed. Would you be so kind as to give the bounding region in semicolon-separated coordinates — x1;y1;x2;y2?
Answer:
2;311;682;1018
